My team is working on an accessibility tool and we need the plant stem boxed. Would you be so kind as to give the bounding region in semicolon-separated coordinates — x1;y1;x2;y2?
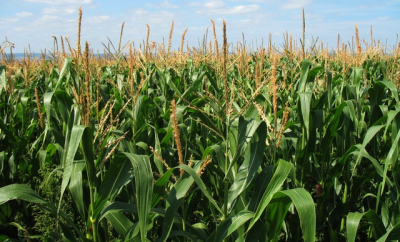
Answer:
223;96;230;219
340;182;348;232
102;219;109;242
223;124;229;218
182;201;187;242
301;127;306;186
90;186;99;242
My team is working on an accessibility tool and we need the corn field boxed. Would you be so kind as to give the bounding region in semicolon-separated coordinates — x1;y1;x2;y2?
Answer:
1;12;400;241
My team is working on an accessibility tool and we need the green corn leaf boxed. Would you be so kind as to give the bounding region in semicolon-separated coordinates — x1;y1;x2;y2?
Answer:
227;121;267;213
178;164;222;213
99;202;207;241
106;210;134;238
152;168;176;208
80;126;97;191
263;192;292;240
0;184;88;240
123;153;153;242
299;91;312;141
54;90;74;124
154;207;208;241
178;70;206;104
347;210;386;242
381;129;400;194
248;165;274;212
165;71;183;97
190;107;224;140
99;201;136;222
326;70;333;107
152;131;164;175
321;102;347;159
0;65;6;91
207;210;254;242
375;80;399;103
202;145;225;171
170;230;203;242
377;222;400;242
279;188;316;242
124;223;141;242
0;184;47;205
203;65;220;92
43;92;54;127
0;151;4;174
361;125;385;147
346;213;368;242
55;57;73;90
0;119;17;144
384;110;400;136
351;144;384;177
350;67;363;86
247;159;293;231
353;124;385;175
158;170;196;242
98;203;138;239
116;74;124;90
98;155;134;202
59;124;86;212
158;163;222;242
68;160;86;222
227;117;264;176
297;59;311;93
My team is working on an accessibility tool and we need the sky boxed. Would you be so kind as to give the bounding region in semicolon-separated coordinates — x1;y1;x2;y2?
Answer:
0;0;399;53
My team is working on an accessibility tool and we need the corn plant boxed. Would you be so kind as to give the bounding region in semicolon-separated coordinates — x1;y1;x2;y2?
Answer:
1;12;400;241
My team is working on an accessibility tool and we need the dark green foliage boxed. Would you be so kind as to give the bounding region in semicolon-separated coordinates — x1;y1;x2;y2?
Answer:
0;47;399;242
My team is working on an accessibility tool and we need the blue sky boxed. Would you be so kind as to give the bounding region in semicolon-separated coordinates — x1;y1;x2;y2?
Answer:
0;0;399;53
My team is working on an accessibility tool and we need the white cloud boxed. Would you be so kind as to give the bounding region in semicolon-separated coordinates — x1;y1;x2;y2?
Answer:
87;15;111;23
190;26;209;31
292;13;323;21
125;9;177;41
378;16;389;21
40;15;62;22
228;5;259;14
25;0;93;4
133;8;149;15
131;9;174;26
15;12;33;18
281;0;312;9
195;1;260;15
205;0;224;8
0;17;20;24
232;0;273;2
42;7;76;15
146;1;179;9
